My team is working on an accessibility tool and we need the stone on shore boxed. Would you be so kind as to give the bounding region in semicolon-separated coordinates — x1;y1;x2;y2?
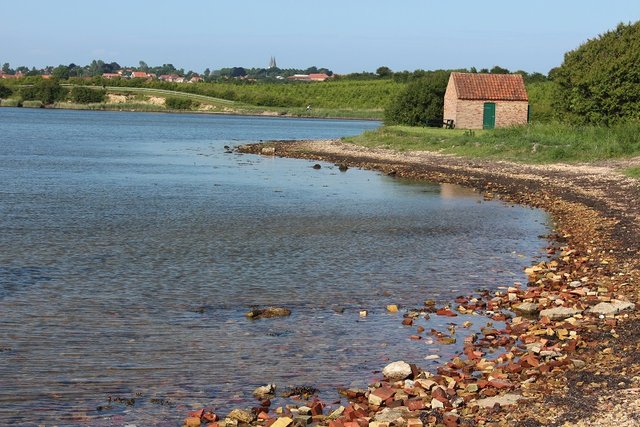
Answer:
227;409;255;424
539;306;582;320
270;416;293;427
588;300;635;315
372;407;413;423
382;361;412;381
184;416;201;427
261;147;276;155
472;393;523;408
512;302;538;314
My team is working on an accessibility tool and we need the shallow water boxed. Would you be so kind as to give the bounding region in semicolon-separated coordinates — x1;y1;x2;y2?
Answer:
0;109;550;425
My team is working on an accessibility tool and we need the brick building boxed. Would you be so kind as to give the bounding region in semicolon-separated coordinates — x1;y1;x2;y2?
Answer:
443;72;529;129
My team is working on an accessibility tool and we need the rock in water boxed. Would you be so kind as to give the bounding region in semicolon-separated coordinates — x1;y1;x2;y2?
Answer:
253;384;276;398
245;307;291;319
382;361;412;381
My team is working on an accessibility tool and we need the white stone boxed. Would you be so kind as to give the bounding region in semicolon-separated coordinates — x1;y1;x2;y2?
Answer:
588;300;635;315
430;398;444;409
539;306;582;320
253;383;276;398
382;360;412;381
513;302;538;314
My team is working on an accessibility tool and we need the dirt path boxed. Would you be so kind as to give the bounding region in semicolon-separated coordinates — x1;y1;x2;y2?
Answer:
238;140;640;426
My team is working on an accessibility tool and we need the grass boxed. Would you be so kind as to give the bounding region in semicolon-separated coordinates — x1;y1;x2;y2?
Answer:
22;100;43;108
623;166;640;179
344;122;640;163
52;84;383;119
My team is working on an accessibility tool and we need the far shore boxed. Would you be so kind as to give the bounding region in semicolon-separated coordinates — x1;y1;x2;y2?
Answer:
0;102;382;122
233;139;640;426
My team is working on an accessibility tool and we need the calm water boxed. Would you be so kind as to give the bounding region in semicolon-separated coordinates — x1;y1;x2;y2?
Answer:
0;109;549;426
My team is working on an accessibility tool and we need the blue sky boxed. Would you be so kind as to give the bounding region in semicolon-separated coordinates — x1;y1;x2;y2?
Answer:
2;0;638;74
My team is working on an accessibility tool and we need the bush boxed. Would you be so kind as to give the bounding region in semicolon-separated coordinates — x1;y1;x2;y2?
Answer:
0;84;12;99
165;97;194;109
70;86;106;103
384;71;450;126
20;79;67;104
553;21;640;124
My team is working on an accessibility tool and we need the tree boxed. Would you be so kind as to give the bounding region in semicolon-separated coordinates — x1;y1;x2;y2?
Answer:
2;63;11;74
376;66;393;78
52;65;70;80
384;71;450;125
21;79;67;104
138;60;149;72
490;65;510;74
230;67;246;78
553;21;640;124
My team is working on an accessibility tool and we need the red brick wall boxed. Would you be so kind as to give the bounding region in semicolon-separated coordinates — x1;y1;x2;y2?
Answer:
445;99;529;130
495;101;529;128
443;78;458;125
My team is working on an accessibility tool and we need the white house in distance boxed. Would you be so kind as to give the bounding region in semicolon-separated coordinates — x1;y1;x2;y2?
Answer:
443;72;529;129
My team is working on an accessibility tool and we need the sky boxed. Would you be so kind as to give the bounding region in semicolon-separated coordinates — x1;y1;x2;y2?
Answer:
1;0;639;74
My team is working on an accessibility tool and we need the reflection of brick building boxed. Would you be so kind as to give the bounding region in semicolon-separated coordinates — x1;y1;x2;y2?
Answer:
444;73;529;129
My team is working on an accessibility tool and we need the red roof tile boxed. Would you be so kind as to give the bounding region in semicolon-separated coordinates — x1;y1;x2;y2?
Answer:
451;72;528;101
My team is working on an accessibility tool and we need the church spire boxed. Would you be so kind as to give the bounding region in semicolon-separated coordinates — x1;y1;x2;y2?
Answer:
269;56;277;69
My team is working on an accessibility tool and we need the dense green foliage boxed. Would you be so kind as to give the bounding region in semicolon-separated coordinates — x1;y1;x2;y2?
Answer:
384;71;450;125
0;84;12;99
553;21;640;124
69;86;106;103
20;79;67;104
526;81;557;123
165;97;196;110
346;122;640;163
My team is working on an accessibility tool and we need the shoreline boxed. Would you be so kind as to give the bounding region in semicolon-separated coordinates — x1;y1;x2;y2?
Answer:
0;103;382;122
221;140;640;426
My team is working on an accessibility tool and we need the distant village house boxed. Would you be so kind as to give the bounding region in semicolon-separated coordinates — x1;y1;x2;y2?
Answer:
287;73;331;82
443;72;529;129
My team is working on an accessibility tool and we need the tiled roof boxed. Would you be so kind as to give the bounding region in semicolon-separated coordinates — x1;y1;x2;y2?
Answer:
451;72;528;101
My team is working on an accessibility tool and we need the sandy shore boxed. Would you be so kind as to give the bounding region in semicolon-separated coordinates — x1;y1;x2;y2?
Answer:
232;140;640;426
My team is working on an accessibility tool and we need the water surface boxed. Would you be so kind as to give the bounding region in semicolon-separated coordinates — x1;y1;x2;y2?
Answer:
0;109;550;425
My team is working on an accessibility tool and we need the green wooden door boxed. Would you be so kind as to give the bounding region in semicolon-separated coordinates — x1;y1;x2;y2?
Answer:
483;102;496;129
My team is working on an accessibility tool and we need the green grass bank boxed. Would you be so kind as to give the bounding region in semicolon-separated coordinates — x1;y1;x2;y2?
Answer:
345;122;640;163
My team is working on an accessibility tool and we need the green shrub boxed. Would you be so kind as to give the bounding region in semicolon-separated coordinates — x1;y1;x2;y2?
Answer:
165;97;194;109
20;79;67;104
553;21;640;124
70;86;106;103
384;71;450;125
0;84;12;99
